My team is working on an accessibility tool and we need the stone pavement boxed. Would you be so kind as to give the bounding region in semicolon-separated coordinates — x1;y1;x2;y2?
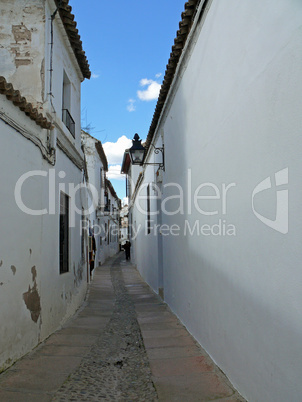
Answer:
0;253;245;401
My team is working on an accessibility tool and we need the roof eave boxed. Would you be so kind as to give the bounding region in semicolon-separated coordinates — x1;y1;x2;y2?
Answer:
121;150;130;174
145;0;202;150
54;0;91;79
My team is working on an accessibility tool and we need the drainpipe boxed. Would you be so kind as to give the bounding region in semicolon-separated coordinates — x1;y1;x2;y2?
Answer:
47;1;62;162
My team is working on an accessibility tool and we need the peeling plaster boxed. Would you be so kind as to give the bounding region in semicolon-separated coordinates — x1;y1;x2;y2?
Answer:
15;58;31;67
12;23;31;43
11;23;32;68
23;267;41;324
23;282;41;323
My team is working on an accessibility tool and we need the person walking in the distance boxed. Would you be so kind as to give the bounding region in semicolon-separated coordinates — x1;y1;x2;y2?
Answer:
123;241;131;260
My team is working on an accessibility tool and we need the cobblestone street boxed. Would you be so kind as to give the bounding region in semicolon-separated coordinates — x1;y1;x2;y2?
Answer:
0;254;244;401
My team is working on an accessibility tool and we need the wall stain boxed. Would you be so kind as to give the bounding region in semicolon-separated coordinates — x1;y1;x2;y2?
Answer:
23;267;41;323
31;266;36;282
0;260;2;267
11;265;16;275
29;249;32;256
23;282;41;323
74;262;83;288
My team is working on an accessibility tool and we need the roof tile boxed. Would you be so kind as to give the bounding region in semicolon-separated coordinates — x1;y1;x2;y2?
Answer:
145;0;202;150
54;0;91;79
0;76;53;130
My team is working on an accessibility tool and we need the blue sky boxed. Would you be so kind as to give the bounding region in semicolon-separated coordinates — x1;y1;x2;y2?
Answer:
71;0;186;200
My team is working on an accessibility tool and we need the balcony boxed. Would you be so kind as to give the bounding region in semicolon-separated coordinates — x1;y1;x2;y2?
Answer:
62;109;75;137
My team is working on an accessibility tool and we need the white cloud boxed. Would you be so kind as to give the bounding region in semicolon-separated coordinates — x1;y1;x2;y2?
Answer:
103;135;132;165
137;79;161;101
140;78;153;86
91;73;100;79
106;165;125;180
155;73;162;79
127;98;136;112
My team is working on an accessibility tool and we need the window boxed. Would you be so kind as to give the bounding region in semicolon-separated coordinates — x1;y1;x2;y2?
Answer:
104;192;109;212
60;192;69;274
147;184;151;234
100;168;104;188
62;70;75;137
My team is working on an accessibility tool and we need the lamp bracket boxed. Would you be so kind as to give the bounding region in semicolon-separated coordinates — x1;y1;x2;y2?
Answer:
144;144;165;171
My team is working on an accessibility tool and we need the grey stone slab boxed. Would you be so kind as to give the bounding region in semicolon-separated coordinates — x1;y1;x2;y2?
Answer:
77;309;112;317
144;335;197;349
44;333;98;347
34;344;90;357
141;328;190;339
135;305;166;313
139;320;184;331
59;326;100;336
149;355;215;377
137;310;176;319
0;389;53;402
153;372;234;401
13;355;83;374
66;316;109;328
146;345;204;360
0;366;70;392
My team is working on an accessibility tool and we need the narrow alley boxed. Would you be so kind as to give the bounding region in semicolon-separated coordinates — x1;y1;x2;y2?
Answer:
0;254;244;401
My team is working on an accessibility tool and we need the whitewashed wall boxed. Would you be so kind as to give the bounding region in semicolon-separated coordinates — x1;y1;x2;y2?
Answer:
131;135;165;292
45;0;83;150
106;191;120;258
0;0;88;370
81;134;103;267
131;0;302;400
0;0;45;109
0;106;87;370
82;133;120;266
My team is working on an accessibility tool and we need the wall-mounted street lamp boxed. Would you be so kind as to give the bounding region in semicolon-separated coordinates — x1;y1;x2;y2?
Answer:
129;133;165;171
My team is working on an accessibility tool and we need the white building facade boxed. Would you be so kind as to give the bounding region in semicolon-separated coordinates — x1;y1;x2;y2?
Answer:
102;179;121;262
123;0;302;401
0;0;90;371
119;205;129;247
81;131;120;267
